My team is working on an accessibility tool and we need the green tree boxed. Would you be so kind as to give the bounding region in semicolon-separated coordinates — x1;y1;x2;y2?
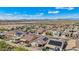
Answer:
46;32;53;36
0;41;13;51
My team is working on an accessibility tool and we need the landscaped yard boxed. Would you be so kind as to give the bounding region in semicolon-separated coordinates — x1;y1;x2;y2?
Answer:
0;41;28;51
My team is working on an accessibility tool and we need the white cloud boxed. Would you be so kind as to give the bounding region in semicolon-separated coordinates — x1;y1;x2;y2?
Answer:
29;13;44;17
4;14;13;16
48;11;59;14
51;14;79;19
67;7;74;10
55;7;74;10
0;13;45;20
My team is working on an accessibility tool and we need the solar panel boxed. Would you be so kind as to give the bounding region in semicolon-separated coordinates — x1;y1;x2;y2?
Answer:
48;40;62;46
43;37;48;41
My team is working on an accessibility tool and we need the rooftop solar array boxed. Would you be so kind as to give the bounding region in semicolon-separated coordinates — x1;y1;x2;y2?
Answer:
43;37;48;41
48;40;62;46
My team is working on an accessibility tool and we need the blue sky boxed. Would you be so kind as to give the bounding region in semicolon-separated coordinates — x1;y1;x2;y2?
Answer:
0;7;79;20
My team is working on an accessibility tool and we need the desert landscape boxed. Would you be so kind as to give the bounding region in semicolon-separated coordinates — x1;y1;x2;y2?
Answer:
0;7;79;51
0;20;79;51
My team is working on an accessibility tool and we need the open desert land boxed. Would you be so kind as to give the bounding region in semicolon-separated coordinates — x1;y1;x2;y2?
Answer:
0;20;79;30
0;20;79;24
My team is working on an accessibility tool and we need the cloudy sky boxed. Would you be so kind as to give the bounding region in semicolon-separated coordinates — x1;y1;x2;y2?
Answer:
0;7;79;20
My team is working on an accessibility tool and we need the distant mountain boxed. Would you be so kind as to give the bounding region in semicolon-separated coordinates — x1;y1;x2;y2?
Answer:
0;18;79;22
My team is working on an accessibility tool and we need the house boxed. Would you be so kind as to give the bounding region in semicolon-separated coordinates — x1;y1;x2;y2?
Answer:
62;29;79;39
62;29;70;38
20;33;39;43
36;28;46;35
45;39;67;51
0;32;5;39
0;32;5;36
52;30;62;37
31;36;48;47
15;31;25;37
72;32;79;39
4;31;16;40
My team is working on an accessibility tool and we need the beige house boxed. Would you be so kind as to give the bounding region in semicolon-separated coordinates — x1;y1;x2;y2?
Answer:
62;29;79;39
4;31;16;40
31;36;48;47
52;30;62;37
36;28;46;35
20;33;39;43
